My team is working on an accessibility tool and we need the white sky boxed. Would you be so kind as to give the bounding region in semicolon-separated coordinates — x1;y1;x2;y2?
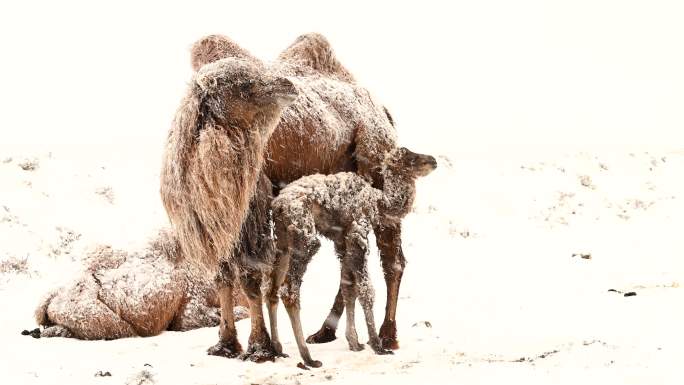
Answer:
1;0;683;154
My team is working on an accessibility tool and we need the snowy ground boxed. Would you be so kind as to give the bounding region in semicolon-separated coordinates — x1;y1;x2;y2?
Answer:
1;140;682;385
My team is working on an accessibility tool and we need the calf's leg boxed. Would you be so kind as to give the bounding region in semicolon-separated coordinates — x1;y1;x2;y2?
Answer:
346;231;392;355
282;233;322;367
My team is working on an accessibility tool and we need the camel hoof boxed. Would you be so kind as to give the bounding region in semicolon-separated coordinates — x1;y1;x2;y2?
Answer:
239;343;285;363
306;360;323;368
271;341;289;358
348;343;365;352
306;326;337;344
379;323;399;350
207;340;243;358
380;337;399;350
373;346;394;355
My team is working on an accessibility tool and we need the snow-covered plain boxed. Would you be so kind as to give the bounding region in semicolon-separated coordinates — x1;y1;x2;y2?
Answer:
2;1;684;384
1;142;682;385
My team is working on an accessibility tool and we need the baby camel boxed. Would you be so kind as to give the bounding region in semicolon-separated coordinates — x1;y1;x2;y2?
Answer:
269;147;437;367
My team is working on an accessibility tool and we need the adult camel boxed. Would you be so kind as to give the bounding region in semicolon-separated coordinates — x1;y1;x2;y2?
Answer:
192;33;407;351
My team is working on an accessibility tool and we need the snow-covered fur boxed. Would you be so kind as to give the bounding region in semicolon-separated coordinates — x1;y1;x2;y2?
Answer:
34;229;249;340
160;57;296;270
189;33;408;351
190;33;397;188
206;173;286;362
269;147;437;367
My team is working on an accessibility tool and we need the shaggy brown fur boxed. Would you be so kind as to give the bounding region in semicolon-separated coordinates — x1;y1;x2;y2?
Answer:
34;229;249;340
161;57;296;268
161;57;297;359
269;147;436;367
206;173;286;362
190;33;408;350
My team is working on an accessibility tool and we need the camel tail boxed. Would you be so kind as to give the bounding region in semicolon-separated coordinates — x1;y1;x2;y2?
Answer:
34;290;58;327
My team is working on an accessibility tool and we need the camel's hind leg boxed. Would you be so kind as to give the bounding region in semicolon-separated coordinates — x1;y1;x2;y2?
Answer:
207;261;242;358
306;240;346;344
346;228;392;355
340;266;363;352
281;230;322;368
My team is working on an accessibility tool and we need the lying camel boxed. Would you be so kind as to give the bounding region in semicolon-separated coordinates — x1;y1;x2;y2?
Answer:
35;173;277;340
190;32;407;353
160;57;297;360
34;229;248;339
270;147;436;367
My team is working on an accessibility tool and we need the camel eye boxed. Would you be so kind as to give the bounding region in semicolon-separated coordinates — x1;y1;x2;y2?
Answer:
239;80;254;96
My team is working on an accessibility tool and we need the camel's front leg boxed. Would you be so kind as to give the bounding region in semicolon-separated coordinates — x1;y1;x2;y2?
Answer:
375;220;405;350
238;268;286;363
207;262;242;358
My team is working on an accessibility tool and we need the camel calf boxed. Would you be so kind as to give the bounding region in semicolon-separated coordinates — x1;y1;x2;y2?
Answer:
269;147;437;367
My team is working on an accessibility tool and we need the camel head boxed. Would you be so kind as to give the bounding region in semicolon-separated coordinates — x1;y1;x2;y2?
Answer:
195;57;297;107
193;57;298;131
385;147;437;179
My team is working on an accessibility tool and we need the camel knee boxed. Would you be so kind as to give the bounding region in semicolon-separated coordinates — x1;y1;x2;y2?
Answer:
279;281;301;309
240;277;261;301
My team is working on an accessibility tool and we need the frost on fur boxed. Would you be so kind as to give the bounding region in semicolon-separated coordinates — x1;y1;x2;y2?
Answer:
34;229;247;340
270;147;437;365
160;57;297;270
189;33;398;190
185;33;405;360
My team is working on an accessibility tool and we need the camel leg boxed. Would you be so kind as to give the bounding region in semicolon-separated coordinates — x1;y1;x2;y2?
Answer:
266;242;291;356
207;262;242;358
346;232;393;355
266;216;295;356
282;283;322;368
375;221;405;350
306;240;346;344
282;233;322;367
340;266;364;352
238;269;283;363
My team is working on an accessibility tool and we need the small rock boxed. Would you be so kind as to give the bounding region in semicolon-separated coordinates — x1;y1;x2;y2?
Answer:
95;186;115;204
126;370;155;385
579;175;594;188
18;158;39;171
21;330;30;336
572;253;592;259
2;157;12;163
412;321;432;328
296;362;310;370
325;375;333;380
94;371;112;377
623;292;637;297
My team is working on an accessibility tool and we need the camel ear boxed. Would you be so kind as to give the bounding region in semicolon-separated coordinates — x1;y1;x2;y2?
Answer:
268;77;298;107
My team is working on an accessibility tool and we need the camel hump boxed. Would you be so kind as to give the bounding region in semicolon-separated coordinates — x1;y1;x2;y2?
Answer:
278;33;355;83
190;34;258;71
